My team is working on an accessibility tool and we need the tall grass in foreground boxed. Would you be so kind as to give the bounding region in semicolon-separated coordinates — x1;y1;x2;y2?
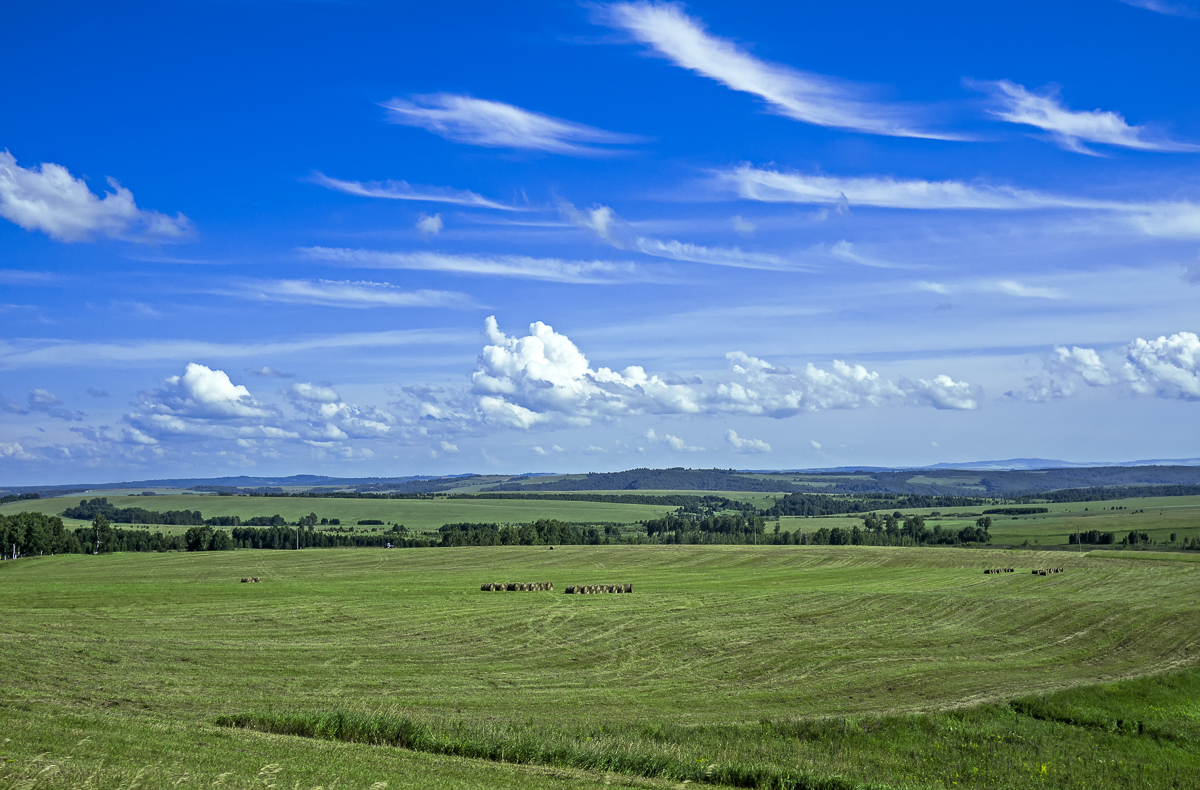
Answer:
217;668;1200;790
216;711;861;790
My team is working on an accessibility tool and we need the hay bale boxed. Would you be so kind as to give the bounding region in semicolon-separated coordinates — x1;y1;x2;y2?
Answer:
481;583;490;591
548;582;554;591
506;583;518;591
240;577;249;583
565;586;576;594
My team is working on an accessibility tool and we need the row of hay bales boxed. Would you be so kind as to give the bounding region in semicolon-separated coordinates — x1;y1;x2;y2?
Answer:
480;582;554;591
983;568;1015;574
239;577;262;583
1033;567;1065;576
564;584;632;594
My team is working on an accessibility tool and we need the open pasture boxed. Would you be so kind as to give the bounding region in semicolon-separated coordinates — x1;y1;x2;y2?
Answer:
0;492;680;533
4;544;1200;788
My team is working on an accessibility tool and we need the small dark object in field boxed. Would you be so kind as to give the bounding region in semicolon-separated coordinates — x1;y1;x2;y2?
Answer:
240;577;261;583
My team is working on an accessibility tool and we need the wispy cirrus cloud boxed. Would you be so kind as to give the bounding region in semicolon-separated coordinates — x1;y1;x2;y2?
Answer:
223;278;477;309
715;165;1200;239
0;328;469;369
973;80;1200;154
308;172;523;210
300;246;659;284
597;2;960;140
1116;0;1200;18
916;280;1065;299
0;151;192;243
380;94;643;155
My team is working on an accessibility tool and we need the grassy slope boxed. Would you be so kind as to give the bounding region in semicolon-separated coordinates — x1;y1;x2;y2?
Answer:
0;493;680;533
4;545;1200;788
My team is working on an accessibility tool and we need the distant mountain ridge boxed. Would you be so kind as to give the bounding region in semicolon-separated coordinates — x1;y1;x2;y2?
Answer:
5;459;1200;498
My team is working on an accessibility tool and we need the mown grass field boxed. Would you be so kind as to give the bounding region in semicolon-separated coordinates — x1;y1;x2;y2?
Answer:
6;488;1200;548
0;492;681;533
3;544;1200;788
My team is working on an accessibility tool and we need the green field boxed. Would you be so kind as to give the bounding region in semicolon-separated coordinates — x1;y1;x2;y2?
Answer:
7;489;1200;548
4;544;1200;788
0;492;681;534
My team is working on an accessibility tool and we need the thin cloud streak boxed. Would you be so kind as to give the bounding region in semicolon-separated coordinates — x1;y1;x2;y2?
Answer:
380;94;643;155
223;279;478;309
1116;0;1200;18
0;329;471;369
300;246;664;284
599;1;961;140
976;80;1200;154
716;165;1200;238
309;172;523;211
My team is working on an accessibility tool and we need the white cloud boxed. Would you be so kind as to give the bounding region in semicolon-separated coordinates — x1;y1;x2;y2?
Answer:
560;201;793;270
1116;0;1200;18
290;382;340;404
645;427;704;452
288;383;397;439
718;164;1200;239
438;440;459;453
416;213;443;235
0;151;192;243
905;375;980;410
1124;331;1200;399
725;429;770;453
599;2;956;139
0;442;36;460
309;172;520;210
381;94;642;155
453;316;979;430
228;278;474;309
917;279;1063;299
27;388;84;421
810;439;822;450
977;80;1199;154
301;246;654;284
245;366;293;379
731;215;755;235
152;363;275;420
715;164;1109;210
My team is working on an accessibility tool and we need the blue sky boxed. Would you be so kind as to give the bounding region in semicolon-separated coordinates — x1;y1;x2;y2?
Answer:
3;0;1200;484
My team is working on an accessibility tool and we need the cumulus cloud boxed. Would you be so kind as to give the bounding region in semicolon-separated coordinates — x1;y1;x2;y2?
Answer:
301;246;653;284
560;201;793;270
444;316;979;431
416;213;443;235
1012;344;1119;402
1124;331;1200;399
148;364;275;421
976;80;1199;154
288;382;398;439
645;427;704;452
905;375;979;410
598;2;956;139
27;388;84;421
0;151;192;243
381;94;642;155
0;441;36;460
810;439;822;450
309;172;520;210
227;278;475;309
725;429;770;453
